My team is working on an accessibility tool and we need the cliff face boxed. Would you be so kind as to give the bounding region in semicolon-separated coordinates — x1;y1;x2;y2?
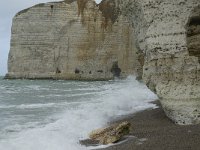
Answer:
6;0;141;80
126;0;200;125
6;0;200;125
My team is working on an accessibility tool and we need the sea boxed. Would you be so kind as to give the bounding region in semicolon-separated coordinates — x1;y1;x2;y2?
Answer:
0;76;157;150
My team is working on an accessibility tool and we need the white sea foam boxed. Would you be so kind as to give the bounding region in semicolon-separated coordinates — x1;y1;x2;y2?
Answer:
0;76;157;150
0;101;87;109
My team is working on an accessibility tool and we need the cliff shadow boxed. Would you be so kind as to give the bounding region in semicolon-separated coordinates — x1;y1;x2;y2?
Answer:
186;5;200;63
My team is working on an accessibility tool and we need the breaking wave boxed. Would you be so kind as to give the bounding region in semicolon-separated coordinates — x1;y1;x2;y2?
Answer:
0;76;157;150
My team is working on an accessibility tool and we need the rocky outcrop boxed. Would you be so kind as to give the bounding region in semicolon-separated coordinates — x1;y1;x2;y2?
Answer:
89;121;131;144
5;0;142;80
127;0;200;125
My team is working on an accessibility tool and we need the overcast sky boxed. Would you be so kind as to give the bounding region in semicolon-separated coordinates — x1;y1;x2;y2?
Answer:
0;0;101;76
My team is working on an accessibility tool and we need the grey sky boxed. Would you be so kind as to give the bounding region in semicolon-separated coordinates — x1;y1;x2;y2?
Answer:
0;0;102;76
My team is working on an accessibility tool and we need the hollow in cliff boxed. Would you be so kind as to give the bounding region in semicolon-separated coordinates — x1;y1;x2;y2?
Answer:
187;7;200;63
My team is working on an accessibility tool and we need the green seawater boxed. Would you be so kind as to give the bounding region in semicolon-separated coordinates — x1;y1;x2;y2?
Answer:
0;78;109;138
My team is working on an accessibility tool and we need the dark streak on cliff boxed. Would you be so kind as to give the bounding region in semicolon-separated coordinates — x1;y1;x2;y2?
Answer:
75;0;120;29
77;0;89;16
98;0;120;29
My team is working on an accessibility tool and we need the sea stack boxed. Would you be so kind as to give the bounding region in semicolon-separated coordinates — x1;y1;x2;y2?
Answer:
6;0;200;125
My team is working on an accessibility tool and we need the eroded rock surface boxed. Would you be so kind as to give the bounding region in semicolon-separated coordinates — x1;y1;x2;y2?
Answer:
6;0;141;80
129;0;200;125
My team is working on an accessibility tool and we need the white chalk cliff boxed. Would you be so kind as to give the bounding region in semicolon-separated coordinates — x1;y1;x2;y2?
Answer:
6;0;200;125
133;0;200;125
6;0;142;80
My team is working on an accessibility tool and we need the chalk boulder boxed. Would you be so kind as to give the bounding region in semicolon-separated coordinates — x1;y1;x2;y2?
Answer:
89;121;131;145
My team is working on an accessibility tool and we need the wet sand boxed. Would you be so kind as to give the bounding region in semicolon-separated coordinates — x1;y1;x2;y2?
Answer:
86;101;200;150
